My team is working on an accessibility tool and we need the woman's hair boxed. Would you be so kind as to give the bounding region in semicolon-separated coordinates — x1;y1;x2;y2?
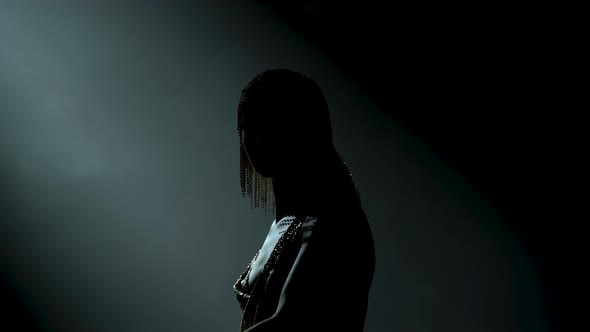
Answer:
237;69;332;143
237;69;356;216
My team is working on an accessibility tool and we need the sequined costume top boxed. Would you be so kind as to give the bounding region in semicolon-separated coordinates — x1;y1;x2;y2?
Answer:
233;210;375;332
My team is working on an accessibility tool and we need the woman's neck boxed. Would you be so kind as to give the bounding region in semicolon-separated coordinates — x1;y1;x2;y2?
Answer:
271;152;358;221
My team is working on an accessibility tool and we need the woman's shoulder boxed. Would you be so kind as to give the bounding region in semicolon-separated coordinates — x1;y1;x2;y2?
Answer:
275;215;318;241
275;209;372;248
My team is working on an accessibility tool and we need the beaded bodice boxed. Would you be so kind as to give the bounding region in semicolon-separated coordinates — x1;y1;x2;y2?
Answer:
234;250;259;312
233;215;311;332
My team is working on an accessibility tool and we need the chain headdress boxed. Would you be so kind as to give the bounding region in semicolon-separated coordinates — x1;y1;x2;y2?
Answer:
237;69;359;216
238;81;275;216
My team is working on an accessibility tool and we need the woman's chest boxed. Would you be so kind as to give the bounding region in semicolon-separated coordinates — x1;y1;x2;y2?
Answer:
234;216;317;304
247;226;282;285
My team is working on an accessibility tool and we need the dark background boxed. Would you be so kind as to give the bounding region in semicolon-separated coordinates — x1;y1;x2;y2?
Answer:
1;1;587;331
386;110;589;332
261;0;588;79
260;4;589;330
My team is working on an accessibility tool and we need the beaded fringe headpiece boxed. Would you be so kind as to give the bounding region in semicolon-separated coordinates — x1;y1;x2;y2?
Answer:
237;72;275;216
237;69;359;217
239;138;275;216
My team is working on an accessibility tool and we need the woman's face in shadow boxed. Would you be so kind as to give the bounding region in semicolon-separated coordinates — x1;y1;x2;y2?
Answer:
240;111;309;178
241;124;278;178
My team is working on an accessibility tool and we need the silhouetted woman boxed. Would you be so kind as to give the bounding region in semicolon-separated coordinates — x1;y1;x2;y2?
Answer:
234;69;375;332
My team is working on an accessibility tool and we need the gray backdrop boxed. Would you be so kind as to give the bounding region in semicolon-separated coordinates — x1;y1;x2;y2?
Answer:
0;1;544;331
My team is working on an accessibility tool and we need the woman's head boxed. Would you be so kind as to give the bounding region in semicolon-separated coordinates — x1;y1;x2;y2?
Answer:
237;69;338;214
237;69;334;177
